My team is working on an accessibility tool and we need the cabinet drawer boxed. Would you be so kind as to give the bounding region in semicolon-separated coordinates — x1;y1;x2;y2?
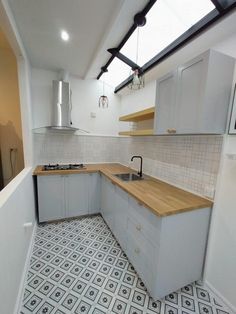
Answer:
128;198;161;247
126;218;158;292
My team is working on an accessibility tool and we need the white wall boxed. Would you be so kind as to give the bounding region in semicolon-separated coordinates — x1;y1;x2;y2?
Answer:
204;34;236;311
31;68;121;135
0;169;36;314
0;1;36;313
205;137;236;311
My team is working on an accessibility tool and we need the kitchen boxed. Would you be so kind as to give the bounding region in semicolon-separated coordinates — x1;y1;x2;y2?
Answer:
0;1;236;314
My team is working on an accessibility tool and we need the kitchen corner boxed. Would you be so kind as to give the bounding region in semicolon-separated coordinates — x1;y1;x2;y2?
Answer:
1;1;236;314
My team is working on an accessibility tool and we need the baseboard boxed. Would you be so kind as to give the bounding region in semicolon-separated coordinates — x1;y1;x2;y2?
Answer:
205;281;236;313
14;222;37;314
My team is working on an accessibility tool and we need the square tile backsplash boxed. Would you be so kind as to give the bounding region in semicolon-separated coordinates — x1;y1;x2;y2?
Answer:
33;133;223;198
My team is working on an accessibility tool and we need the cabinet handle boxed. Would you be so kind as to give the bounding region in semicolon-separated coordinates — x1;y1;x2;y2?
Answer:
167;128;176;134
136;224;142;231
134;248;140;254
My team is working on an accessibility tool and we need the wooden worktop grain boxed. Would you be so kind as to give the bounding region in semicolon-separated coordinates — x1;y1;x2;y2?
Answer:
34;163;213;217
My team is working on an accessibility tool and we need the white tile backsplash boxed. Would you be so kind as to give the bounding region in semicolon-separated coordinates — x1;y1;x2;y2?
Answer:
33;133;223;198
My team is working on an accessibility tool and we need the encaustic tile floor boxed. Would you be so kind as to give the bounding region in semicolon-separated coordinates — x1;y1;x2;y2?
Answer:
20;215;231;314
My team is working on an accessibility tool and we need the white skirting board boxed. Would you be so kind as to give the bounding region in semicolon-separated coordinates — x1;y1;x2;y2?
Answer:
14;223;37;314
205;281;236;314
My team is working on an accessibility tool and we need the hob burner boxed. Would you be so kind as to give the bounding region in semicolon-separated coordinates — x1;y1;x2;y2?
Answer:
43;164;85;171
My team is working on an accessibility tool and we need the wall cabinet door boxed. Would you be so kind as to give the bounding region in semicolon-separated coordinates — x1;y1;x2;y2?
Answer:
175;53;208;133
66;174;89;218
154;70;177;135
154;50;235;135
38;175;65;222
88;173;101;214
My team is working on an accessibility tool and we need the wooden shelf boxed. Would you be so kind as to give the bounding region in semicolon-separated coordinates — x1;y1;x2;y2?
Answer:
119;129;154;136
119;107;155;122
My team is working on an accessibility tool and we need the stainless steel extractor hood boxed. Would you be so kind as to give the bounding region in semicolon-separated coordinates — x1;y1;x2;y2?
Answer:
46;80;79;132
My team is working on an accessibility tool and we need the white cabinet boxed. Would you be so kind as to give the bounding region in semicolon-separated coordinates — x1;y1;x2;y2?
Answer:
101;176;129;250
66;174;89;218
88;173;101;214
154;50;235;134
101;176;115;229
112;185;129;250
127;197;211;299
154;70;178;134
38;175;65;222
100;174;211;299
38;172;211;299
38;173;100;222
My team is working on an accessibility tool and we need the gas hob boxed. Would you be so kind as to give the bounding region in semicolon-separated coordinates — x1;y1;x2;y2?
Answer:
43;164;85;171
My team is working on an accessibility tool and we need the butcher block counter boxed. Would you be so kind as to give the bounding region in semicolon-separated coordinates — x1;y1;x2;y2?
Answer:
34;163;212;217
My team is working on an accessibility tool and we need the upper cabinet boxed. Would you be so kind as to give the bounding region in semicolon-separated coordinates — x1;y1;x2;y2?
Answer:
154;71;177;134
154;50;235;135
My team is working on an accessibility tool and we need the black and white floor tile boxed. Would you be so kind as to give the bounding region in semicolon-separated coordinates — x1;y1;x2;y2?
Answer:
20;215;231;314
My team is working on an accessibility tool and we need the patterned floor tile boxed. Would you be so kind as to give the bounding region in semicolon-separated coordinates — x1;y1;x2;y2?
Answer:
20;215;232;314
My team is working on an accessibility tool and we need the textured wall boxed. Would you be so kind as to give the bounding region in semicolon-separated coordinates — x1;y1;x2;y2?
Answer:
33;133;222;198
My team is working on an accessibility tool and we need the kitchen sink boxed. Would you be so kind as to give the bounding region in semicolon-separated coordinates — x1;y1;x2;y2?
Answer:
114;173;143;181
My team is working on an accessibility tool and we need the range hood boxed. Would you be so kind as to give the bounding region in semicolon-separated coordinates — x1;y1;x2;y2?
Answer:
46;80;79;132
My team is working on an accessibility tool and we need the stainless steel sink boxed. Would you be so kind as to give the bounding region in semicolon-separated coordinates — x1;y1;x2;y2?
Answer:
114;173;143;181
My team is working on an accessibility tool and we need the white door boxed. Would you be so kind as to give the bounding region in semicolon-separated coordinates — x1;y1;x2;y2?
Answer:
176;53;208;133
88;173;101;214
65;174;89;218
38;175;65;222
154;70;178;135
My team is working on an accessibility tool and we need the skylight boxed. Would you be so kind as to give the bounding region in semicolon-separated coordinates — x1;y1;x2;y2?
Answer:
121;0;215;67
103;58;131;88
102;0;216;88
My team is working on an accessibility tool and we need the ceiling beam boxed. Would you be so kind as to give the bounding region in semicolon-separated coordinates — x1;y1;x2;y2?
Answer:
107;48;141;70
97;0;157;80
210;0;224;12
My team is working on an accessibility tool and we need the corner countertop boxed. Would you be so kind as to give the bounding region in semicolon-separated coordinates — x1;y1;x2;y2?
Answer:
34;163;213;217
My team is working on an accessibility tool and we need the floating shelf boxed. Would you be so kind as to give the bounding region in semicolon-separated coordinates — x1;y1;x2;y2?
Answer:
119;129;154;136
119;107;155;122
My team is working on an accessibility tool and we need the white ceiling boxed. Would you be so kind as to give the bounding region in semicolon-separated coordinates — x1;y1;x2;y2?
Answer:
8;0;148;79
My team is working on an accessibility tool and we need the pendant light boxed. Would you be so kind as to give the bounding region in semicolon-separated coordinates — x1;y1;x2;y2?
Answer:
128;28;144;90
98;80;109;108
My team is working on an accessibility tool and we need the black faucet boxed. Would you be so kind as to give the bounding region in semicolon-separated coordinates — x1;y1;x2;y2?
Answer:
131;156;143;177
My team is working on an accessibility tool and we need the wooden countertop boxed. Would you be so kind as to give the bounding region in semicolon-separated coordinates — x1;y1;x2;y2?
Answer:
34;163;213;217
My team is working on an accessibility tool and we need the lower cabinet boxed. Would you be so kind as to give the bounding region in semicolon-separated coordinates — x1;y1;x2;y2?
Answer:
38;172;211;299
37;175;65;222
65;174;89;218
100;174;211;300
100;175;115;230
37;173;100;222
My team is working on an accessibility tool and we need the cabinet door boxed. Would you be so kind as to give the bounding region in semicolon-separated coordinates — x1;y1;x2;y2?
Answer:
38;175;65;222
154;70;177;134
100;176;115;230
113;186;129;250
65;174;89;218
88;173;101;214
176;53;208;133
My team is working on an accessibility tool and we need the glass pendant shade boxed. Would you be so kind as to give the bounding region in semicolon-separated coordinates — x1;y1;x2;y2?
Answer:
99;80;109;108
128;68;145;90
99;95;109;108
